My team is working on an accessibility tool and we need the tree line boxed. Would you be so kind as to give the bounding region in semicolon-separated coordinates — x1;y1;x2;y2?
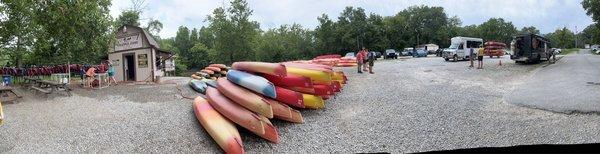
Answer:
1;0;599;72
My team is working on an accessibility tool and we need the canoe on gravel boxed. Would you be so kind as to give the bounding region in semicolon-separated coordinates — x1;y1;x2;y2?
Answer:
302;94;325;109
261;73;313;88
227;70;277;99
201;69;215;75
263;98;304;123
274;87;304;108
232;62;287;77
286;67;332;84
216;78;274;118
206;87;280;143
193;97;244;154
189;79;209;94
201;79;218;88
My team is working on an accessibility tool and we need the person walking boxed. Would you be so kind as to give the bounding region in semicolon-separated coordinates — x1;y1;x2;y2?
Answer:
477;47;485;69
367;51;375;74
107;61;118;86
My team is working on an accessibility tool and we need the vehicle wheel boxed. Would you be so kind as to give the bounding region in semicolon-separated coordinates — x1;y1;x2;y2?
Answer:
453;55;458;62
444;58;449;61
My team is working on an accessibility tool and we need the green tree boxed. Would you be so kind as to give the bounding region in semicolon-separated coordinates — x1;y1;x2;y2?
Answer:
116;10;141;27
478;18;517;44
519;26;540;35
188;43;210;68
0;0;37;67
580;23;600;44
582;0;600;22
547;27;575;48
208;0;259;64
198;26;215;49
314;14;339;54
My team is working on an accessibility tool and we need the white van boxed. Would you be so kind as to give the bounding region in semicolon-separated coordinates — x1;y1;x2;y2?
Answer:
442;37;483;61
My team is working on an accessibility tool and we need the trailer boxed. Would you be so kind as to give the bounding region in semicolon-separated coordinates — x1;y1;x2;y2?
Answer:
510;34;553;63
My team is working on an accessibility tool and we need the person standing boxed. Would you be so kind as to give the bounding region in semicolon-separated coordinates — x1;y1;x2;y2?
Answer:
85;66;97;89
107;61;118;86
477;47;485;69
469;48;474;68
356;47;368;73
367;50;375;74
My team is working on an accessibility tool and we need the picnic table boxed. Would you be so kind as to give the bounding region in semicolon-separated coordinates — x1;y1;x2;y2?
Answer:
0;86;22;103
24;77;72;96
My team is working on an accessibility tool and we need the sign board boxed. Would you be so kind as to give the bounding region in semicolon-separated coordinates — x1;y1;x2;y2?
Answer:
115;33;143;51
138;54;148;68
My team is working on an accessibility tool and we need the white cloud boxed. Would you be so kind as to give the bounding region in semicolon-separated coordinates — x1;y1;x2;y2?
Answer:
110;0;595;38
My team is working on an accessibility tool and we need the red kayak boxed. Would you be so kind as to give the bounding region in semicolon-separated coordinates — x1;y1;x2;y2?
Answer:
274;87;304;108
313;84;333;96
206;87;280;143
216;78;273;118
262;73;313;88
205;66;222;72
232;62;287;77
286;86;316;95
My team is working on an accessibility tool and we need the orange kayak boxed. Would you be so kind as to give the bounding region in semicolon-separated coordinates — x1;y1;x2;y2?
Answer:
193;97;244;154
263;97;304;123
216;78;274;118
206;87;280;143
232;62;287;77
205;66;222;72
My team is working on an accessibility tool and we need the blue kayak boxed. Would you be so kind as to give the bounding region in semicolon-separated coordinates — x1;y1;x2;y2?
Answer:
189;79;208;94
226;70;277;98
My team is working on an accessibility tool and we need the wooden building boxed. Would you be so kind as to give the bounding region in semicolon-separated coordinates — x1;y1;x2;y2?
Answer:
108;25;174;82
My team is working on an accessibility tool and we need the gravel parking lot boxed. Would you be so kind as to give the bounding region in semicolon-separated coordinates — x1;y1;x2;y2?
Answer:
1;55;599;153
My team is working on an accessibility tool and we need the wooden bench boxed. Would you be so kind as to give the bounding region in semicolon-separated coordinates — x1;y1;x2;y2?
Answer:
28;79;72;96
0;86;22;103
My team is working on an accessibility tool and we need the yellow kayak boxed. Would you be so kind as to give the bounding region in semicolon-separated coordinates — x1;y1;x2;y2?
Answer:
286;67;332;84
302;94;325;109
193;97;244;153
0;101;4;126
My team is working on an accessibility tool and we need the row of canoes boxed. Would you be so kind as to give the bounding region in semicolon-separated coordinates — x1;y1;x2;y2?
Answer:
189;61;348;153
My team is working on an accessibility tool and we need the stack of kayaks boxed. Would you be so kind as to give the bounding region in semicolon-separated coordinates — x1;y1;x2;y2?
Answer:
188;61;348;153
484;41;506;58
191;64;229;80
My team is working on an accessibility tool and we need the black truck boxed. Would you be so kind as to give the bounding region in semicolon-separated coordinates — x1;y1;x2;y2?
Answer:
510;34;554;63
510;34;553;63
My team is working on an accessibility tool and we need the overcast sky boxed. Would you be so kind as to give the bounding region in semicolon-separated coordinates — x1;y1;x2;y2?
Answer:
110;0;595;38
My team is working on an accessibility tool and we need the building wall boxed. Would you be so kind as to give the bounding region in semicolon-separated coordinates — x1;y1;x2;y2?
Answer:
108;48;154;82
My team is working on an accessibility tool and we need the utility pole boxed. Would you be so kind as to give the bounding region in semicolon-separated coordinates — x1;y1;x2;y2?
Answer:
575;26;578;48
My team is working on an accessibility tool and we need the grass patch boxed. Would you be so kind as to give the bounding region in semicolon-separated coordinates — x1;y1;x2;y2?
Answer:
559;48;579;55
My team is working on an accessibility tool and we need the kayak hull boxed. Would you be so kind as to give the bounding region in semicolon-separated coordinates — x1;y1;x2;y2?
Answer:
216;78;274;118
232;62;287;77
189;79;209;94
206;88;280;143
302;94;325;109
262;73;313;88
264;98;304;123
227;70;277;99
274;87;304;108
193;97;244;154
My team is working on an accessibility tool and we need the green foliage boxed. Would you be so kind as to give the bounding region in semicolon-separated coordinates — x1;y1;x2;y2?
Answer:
579;24;600;45
256;24;315;62
520;26;540;35
546;27;576;48
477;18;517;44
188;43;210;68
116;10;141;27
582;0;600;22
208;0;259;64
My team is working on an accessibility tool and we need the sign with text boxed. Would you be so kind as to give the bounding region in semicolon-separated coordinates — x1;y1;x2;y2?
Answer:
115;33;142;51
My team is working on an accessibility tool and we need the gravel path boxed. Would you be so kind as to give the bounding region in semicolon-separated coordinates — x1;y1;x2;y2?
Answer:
506;49;600;113
1;55;599;153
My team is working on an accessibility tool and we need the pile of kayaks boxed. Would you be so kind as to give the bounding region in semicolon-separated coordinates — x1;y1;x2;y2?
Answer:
291;54;358;67
189;61;348;153
191;64;229;80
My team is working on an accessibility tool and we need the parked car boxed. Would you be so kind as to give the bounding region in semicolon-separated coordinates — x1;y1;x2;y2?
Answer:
372;51;382;59
412;48;428;57
384;49;398;59
402;48;414;56
344;52;355;58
